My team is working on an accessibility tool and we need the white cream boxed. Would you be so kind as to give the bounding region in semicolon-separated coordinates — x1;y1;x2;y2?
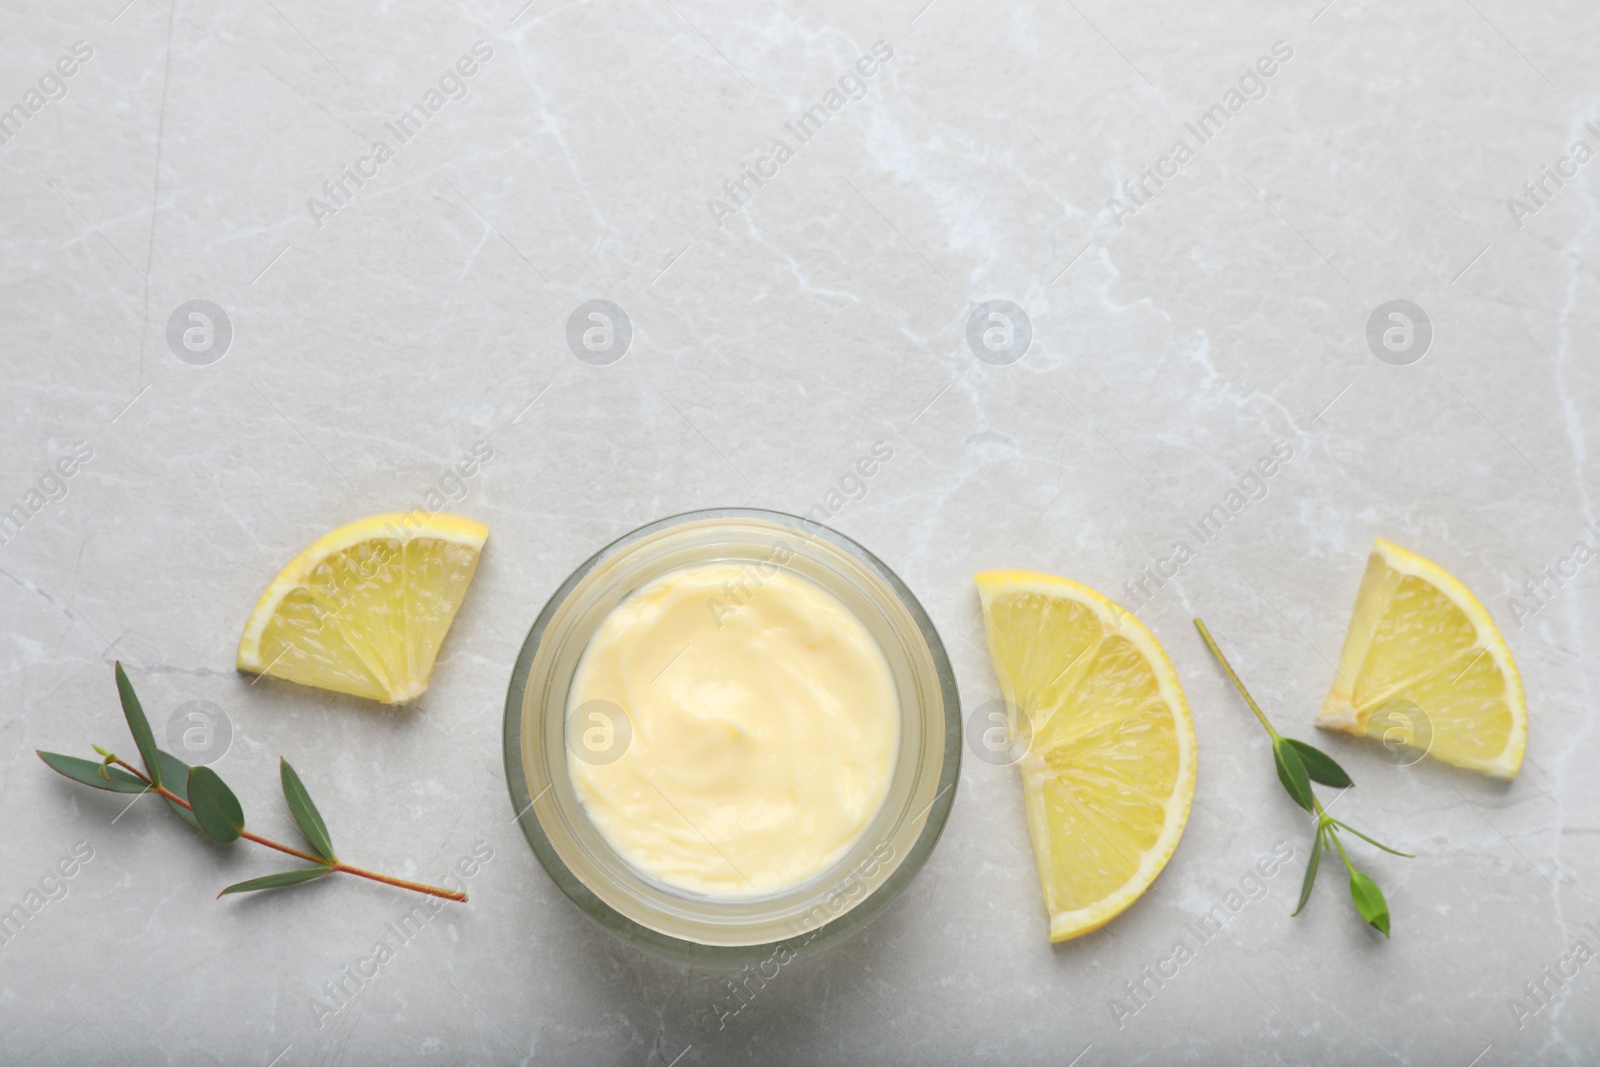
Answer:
567;561;898;897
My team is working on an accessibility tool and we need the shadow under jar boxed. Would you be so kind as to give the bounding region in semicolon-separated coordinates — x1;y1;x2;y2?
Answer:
503;508;960;966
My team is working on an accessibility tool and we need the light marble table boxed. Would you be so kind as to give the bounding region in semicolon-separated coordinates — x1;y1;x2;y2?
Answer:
3;0;1598;1064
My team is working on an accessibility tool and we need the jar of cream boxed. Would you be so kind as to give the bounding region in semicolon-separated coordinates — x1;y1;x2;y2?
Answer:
503;509;960;964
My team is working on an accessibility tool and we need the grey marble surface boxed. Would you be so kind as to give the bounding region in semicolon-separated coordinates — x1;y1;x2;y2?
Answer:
3;0;1599;1063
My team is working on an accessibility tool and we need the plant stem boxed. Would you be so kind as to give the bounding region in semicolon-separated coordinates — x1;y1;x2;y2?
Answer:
111;758;466;902
1197;619;1335;828
1324;819;1353;869
1193;619;1280;739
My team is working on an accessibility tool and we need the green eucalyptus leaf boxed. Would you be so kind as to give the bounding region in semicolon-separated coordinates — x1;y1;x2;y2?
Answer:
115;663;161;788
187;766;245;844
37;751;147;794
157;750;191;792
279;759;335;861
218;867;332;897
1348;869;1390;937
1334;820;1413;858
157;750;202;831
1272;736;1315;812
1284;739;1352;789
1293;827;1324;917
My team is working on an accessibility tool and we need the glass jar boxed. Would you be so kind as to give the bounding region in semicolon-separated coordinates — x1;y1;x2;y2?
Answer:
502;508;960;966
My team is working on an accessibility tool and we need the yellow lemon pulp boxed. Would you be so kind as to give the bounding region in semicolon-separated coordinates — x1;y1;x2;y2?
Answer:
236;513;487;704
1317;538;1525;779
975;570;1196;942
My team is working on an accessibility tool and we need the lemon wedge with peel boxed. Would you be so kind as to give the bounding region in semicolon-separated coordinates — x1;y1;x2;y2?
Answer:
1317;538;1526;779
975;570;1197;942
237;513;488;704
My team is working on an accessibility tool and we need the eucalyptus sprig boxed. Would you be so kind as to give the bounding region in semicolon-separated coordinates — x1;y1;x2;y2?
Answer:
38;663;465;903
1193;619;1408;937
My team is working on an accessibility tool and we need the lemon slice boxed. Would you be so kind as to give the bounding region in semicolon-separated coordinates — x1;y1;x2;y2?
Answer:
237;513;488;704
975;570;1197;942
1317;538;1526;779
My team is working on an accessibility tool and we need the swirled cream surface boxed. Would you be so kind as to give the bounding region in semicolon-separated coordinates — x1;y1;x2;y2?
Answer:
567;561;898;897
